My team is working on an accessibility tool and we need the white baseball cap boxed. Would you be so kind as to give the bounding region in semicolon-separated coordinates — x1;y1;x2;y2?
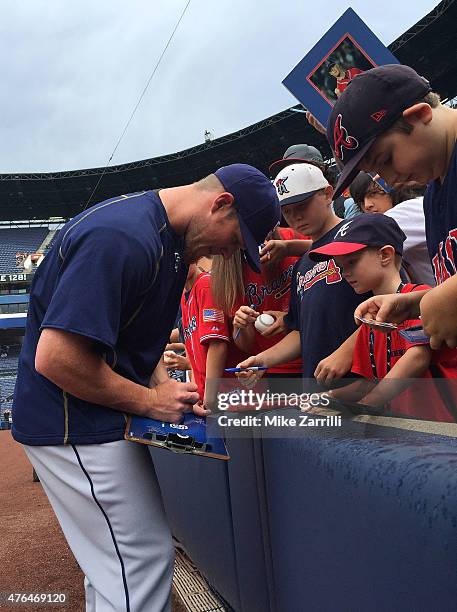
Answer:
274;163;330;207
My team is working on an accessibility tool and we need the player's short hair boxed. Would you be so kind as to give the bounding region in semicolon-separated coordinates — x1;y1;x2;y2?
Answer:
388;91;441;135
194;175;238;218
194;174;224;192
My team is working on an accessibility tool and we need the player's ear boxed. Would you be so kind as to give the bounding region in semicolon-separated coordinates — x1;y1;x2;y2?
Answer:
210;192;235;214
402;103;433;125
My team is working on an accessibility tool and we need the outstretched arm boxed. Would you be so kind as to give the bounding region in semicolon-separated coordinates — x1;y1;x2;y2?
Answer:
361;345;431;407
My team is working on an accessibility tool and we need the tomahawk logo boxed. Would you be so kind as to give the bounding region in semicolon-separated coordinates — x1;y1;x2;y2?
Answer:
334;221;353;238
371;109;387;122
333;114;358;160
275;176;290;196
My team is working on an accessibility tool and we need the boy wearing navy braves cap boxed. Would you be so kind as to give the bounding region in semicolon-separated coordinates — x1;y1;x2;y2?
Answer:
327;63;457;350
309;213;457;421
236;162;370;385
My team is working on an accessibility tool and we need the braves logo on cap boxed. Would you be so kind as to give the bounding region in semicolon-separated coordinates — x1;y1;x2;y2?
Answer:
275;176;290;196
333;114;358;160
334;221;353;238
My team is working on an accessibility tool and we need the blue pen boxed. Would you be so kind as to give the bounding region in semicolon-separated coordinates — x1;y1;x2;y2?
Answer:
233;304;256;340
224;366;268;373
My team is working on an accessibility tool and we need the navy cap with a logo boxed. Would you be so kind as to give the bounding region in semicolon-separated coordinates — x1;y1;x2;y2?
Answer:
327;64;432;199
309;212;406;261
214;164;280;273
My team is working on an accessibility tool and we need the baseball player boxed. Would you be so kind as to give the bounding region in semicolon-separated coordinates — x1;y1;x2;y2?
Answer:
12;164;280;612
328;62;363;98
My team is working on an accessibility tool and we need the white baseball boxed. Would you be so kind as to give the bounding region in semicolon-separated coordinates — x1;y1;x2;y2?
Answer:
254;313;275;333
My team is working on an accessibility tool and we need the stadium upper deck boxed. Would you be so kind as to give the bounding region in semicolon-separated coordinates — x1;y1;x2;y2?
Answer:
0;0;455;222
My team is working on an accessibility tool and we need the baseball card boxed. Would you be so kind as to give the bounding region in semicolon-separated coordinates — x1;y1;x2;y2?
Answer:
355;315;398;330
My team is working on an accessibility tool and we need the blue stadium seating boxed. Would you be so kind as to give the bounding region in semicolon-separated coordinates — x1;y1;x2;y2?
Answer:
0;227;49;273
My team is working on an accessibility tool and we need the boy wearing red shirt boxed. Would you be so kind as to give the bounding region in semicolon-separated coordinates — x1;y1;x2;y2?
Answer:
310;213;457;422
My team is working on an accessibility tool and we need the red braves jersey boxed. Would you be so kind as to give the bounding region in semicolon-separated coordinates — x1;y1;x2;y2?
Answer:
336;67;363;95
352;284;457;422
181;272;230;400
234;228;305;374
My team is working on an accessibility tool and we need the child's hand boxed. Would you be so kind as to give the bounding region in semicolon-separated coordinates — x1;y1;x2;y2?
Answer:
259;311;287;337
314;351;352;384
306;110;326;135
193;400;211;417
259;240;288;265
235;356;266;388
163;350;190;370
233;305;258;330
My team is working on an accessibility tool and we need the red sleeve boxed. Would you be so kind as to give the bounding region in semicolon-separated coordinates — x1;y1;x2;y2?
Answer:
351;326;373;378
407;283;431;293
348;68;363;78
278;227;308;241
195;276;230;345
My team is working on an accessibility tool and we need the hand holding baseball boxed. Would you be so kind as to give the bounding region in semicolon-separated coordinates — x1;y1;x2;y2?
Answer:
258;311;286;337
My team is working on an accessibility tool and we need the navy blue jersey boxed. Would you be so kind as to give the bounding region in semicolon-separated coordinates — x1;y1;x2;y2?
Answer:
285;222;370;379
12;191;187;445
424;142;457;284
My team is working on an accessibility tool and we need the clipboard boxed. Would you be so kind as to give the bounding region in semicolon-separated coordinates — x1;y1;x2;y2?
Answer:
125;413;229;460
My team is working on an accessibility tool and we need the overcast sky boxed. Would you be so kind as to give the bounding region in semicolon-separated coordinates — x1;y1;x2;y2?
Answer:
0;0;438;173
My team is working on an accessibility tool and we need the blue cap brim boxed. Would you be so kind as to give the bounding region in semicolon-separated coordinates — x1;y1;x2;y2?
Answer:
238;216;261;273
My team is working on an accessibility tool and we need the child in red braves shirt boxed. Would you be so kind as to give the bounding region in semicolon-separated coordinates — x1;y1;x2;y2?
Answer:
181;257;232;410
211;227;310;376
309;213;457;422
234;227;309;376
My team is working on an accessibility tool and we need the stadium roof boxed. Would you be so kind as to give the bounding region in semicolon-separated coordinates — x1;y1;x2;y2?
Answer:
0;0;456;221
